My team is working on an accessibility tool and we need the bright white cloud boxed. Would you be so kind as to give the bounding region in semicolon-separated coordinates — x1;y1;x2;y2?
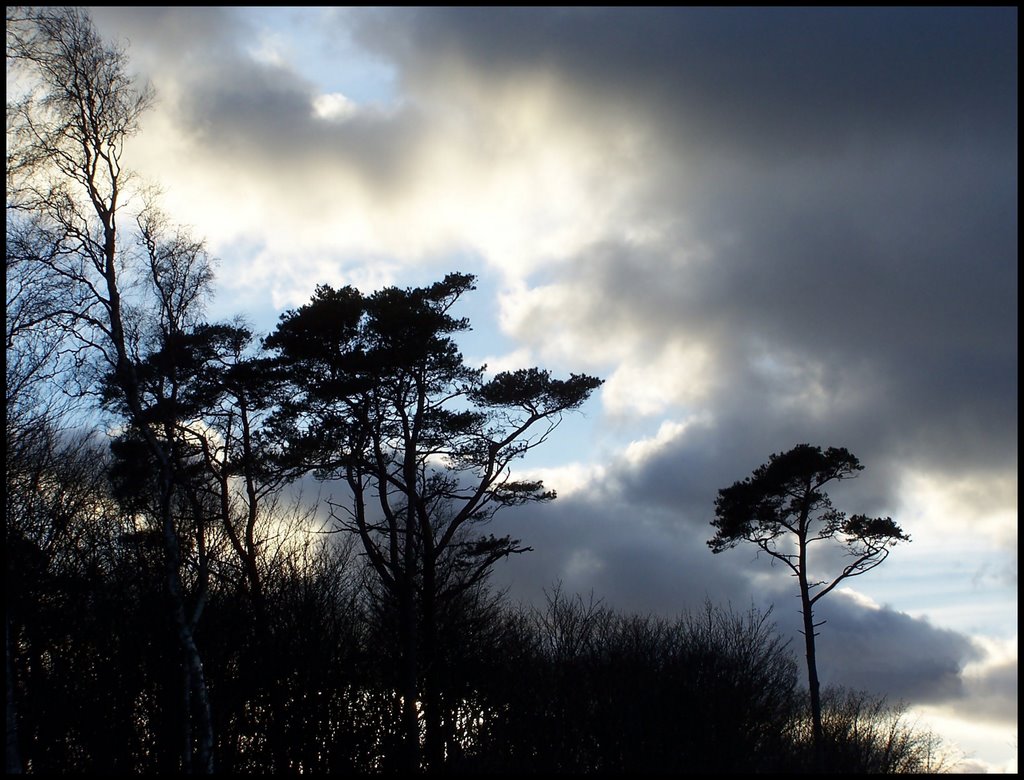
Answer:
496;281;718;415
834;586;883;611
512;461;609;500
513;416;703;498
908;704;1019;774
312;91;358;120
476;347;535;377
622;418;699;466
602;344;715;416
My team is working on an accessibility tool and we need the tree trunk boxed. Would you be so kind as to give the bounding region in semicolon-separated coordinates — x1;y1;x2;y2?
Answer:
799;575;824;770
160;473;214;774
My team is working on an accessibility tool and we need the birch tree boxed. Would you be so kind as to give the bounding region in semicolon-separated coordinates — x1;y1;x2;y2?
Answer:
7;7;217;771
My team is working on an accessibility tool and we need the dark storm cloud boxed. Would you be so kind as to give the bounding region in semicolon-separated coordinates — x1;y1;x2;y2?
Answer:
558;207;1011;503
803;589;978;704
351;6;1017;478
91;6;238;57
516;144;1015;473
497;497;748;618
613;412;901;529
682;155;1017;475
354;7;1017;156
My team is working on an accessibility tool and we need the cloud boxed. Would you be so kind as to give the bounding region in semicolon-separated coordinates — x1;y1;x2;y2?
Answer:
353;8;1016;156
312;92;358;121
87;12;1015;480
344;8;1019;480
807;590;979;704
896;469;1018;552
82;10;669;308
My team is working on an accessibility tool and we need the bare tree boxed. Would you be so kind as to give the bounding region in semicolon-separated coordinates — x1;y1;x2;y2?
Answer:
7;8;216;771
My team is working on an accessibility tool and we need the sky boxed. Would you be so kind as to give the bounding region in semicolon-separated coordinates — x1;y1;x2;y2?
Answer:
86;7;1017;772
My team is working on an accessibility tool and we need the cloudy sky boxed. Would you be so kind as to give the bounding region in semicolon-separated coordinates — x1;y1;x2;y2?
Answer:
88;7;1016;771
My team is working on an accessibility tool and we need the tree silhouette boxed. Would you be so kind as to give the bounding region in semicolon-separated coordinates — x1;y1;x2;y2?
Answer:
708;444;910;767
264;273;602;771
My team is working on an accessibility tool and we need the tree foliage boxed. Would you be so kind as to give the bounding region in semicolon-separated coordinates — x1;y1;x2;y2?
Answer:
710;445;908;582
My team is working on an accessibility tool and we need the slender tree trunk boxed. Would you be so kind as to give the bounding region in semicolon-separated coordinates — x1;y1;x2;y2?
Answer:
798;571;824;769
397;386;425;773
794;497;825;771
103;215;216;773
160;472;214;774
188;650;215;774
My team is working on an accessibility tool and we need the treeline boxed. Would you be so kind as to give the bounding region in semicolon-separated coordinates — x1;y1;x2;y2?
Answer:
7;428;940;773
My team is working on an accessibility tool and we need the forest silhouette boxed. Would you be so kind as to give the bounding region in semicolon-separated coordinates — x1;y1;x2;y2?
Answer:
6;7;947;774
